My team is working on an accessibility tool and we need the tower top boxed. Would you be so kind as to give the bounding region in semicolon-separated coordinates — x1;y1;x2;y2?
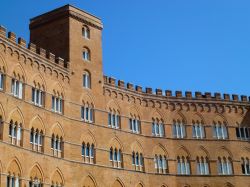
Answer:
30;4;103;30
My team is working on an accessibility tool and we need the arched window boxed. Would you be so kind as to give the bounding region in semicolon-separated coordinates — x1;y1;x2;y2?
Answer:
192;121;205;139
241;157;250;175
81;104;94;123
217;157;233;175
108;109;120;129
236;126;250;140
11;78;23;99
51;134;63;158
29;177;43;187
177;156;190;175
52;92;63;114
82;142;95;164
172;120;186;138
213;122;228;139
132;151;144;172
82;48;90;61
196;156;209;175
83;72;91;89
9;120;22;146
7;174;20;187
82;26;90;39
30;128;44;152
129;115;141;134
152;118;164;137
109;147;122;168
154;154;168;174
31;83;45;107
0;71;4;90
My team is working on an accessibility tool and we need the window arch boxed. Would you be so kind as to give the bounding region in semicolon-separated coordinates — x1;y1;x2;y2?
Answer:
172;119;186;138
83;71;91;89
51;170;64;187
51;134;63;158
82;142;95;164
81;102;94;123
109;147;123;168
30;128;44;153
132;151;144;172
29;165;43;187
154;154;168;174
177;156;190;175
9;120;22;146
217;157;233;175
51;90;64;114
82;47;91;61
152;118;164;137
196;156;209;175
11;75;24;99
7;159;22;187
31;78;45;107
241;157;250;175
236;124;250;140
192;120;205;139
82;26;90;39
213;121;228;139
129;114;141;134
108;109;120;129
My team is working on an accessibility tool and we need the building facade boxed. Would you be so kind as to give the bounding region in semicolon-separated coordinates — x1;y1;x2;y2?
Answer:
0;4;249;187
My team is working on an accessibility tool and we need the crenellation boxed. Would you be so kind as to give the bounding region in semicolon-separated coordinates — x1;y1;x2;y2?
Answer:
47;52;56;63
165;90;172;97
0;25;6;37
223;93;230;100
0;5;249;187
136;85;142;92
214;92;221;99
195;91;202;99
17;37;26;47
241;95;247;102
232;94;239;101
103;75;108;84
7;31;16;42
176;91;182;98
127;83;134;90
56;57;65;68
205;92;212;99
185;91;192;98
109;77;116;86
118;80;125;88
156;89;162;96
38;47;46;58
146;87;152;94
28;42;37;53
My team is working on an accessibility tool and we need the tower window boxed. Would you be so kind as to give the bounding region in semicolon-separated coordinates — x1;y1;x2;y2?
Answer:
82;26;90;39
83;72;91;88
82;48;90;61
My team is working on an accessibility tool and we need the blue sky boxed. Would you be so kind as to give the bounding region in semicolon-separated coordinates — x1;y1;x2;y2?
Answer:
1;0;250;96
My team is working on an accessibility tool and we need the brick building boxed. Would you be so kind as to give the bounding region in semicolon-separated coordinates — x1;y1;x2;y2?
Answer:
0;4;249;187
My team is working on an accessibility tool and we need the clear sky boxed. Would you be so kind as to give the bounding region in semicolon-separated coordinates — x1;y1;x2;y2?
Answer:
0;0;250;96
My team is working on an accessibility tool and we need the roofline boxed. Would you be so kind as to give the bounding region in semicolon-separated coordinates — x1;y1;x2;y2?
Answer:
30;4;102;22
